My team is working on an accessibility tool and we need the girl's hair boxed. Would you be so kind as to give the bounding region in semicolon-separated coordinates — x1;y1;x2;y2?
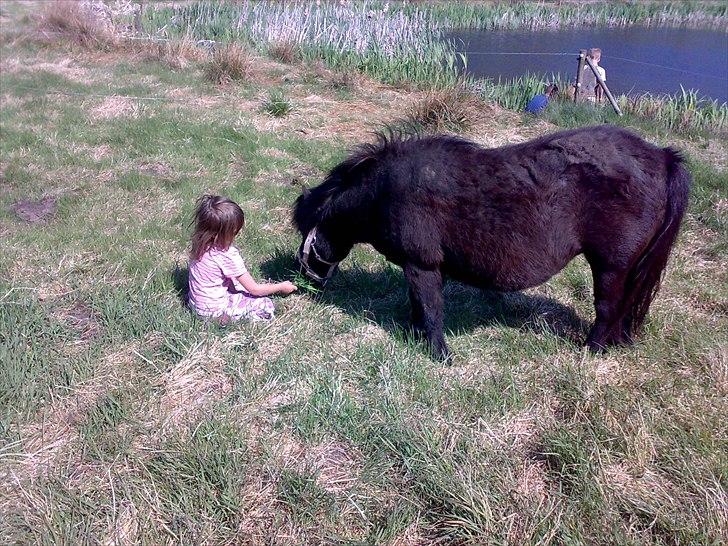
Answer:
190;195;245;260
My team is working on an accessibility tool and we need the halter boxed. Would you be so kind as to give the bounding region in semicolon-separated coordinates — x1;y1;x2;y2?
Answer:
298;226;339;285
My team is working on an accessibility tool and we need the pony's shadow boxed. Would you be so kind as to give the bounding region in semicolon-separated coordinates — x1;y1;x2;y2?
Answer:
260;251;591;345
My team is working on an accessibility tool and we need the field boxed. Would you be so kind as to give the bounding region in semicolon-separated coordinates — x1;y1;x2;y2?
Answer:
1;1;727;544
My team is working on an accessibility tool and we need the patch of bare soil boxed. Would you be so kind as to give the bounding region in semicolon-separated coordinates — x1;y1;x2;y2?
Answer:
55;300;101;342
138;161;172;178
254;161;320;189
11;196;57;224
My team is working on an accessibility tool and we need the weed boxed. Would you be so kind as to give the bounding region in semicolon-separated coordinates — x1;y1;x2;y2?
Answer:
263;89;293;117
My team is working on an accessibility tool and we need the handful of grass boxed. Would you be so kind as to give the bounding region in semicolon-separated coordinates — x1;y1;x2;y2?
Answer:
288;269;321;294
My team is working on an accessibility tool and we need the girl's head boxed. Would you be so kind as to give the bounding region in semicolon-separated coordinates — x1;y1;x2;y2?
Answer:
190;195;245;260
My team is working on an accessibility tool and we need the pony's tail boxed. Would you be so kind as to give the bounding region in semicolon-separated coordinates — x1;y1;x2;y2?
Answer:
622;148;691;339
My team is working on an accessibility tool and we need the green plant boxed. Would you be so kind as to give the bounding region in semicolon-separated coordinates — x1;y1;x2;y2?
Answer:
263;89;293;117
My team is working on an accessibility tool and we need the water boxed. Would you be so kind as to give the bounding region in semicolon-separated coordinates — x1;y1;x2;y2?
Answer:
447;27;728;104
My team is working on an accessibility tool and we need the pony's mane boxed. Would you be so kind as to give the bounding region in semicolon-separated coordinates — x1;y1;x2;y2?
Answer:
292;127;477;234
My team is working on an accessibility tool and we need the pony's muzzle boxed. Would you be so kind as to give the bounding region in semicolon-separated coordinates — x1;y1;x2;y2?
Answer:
296;250;337;287
297;227;339;287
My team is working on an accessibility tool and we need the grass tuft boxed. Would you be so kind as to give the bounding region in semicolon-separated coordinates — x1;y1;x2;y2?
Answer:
203;43;253;85
268;40;300;64
263;89;293;117
407;85;484;133
36;0;116;50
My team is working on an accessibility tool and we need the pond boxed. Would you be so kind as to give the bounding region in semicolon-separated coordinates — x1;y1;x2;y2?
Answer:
447;27;728;104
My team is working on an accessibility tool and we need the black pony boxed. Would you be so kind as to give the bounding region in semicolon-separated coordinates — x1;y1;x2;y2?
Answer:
293;126;690;359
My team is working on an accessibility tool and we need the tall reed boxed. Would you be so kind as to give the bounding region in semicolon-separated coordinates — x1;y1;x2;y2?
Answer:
410;1;727;30
143;1;461;87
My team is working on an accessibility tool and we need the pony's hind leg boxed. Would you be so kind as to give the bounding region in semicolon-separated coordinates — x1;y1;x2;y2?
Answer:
403;264;448;360
586;268;631;352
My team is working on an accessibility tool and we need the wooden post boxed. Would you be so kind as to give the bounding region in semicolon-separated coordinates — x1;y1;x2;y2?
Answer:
574;49;586;103
585;56;622;116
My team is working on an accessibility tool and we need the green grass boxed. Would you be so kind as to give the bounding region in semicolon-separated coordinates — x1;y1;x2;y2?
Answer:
262;88;293;117
1;3;727;544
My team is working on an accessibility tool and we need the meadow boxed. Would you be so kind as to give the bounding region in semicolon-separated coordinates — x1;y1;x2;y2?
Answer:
0;1;727;544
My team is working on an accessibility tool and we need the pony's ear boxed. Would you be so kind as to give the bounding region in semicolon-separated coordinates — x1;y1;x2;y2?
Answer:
302;187;311;199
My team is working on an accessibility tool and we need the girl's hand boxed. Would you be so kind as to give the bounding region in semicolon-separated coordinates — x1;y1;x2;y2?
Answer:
278;281;298;295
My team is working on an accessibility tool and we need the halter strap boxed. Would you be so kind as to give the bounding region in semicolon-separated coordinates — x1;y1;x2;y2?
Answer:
298;226;339;285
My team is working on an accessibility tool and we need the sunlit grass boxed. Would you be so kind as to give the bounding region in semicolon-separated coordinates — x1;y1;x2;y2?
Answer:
1;2;726;544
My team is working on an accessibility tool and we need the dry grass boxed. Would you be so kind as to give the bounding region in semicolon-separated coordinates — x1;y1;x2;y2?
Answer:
36;0;116;50
155;340;233;435
406;84;485;133
203;43;254;85
140;37;206;70
268;40;300;64
89;96;140;120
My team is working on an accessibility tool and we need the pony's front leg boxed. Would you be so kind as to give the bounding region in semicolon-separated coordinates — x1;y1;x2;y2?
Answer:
403;264;448;360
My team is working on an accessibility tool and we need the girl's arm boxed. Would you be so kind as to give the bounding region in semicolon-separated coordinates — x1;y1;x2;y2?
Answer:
236;273;297;297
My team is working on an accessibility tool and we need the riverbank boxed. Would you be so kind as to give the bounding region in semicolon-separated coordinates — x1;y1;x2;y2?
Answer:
1;2;727;544
139;1;728;135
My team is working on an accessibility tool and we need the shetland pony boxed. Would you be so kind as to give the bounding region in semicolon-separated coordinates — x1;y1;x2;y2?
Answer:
293;126;690;359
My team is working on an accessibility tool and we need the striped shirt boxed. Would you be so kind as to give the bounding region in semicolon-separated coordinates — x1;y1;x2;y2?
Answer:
188;246;248;316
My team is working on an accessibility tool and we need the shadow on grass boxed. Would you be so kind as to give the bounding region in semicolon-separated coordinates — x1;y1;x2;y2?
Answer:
172;262;189;307
261;250;591;346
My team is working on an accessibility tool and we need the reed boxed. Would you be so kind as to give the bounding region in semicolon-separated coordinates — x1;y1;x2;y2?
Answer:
143;1;461;88
413;1;728;30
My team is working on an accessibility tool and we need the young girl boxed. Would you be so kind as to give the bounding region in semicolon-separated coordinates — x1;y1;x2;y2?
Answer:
188;195;296;323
